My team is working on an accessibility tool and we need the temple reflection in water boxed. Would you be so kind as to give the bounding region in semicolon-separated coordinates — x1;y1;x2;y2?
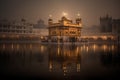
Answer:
0;43;120;79
48;44;81;76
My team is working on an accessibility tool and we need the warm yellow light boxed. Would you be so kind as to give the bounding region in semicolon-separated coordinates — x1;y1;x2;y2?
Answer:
86;46;89;52
77;63;80;72
11;44;14;50
93;44;97;52
41;36;43;39
17;44;19;50
93;36;97;40
77;13;80;17
49;62;52;72
102;44;107;52
102;36;107;40
40;45;44;52
62;12;68;16
49;14;52;18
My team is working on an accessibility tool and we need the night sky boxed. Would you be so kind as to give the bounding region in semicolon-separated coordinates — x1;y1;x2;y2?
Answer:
0;0;120;26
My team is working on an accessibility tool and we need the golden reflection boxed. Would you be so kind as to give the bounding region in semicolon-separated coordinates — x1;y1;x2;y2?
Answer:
93;44;97;52
63;64;67;76
3;44;5;50
76;46;79;54
57;45;60;55
40;45;44;52
86;46;89;52
83;44;85;49
102;44;107;52
48;44;81;75
49;61;53;72
30;44;32;49
77;63;80;72
111;45;115;51
11;44;14;50
80;46;83;51
16;44;19;50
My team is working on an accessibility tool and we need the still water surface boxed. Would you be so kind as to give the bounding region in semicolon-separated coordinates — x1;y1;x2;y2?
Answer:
0;43;120;80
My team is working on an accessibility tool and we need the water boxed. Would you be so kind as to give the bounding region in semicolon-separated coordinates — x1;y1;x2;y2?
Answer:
0;43;120;80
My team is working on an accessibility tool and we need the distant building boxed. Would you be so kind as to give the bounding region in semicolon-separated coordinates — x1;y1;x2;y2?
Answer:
100;14;112;33
99;14;120;42
0;19;44;41
100;14;120;35
33;19;48;36
112;19;120;35
34;19;46;28
48;15;82;42
0;19;34;40
0;19;33;34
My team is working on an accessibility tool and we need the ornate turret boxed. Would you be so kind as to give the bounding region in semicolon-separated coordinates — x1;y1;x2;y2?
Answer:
76;13;81;25
48;15;53;25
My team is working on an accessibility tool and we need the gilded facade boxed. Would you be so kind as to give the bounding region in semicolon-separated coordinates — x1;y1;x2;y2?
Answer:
48;15;82;42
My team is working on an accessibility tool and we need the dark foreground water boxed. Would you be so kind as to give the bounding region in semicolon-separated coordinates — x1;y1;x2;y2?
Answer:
0;43;120;80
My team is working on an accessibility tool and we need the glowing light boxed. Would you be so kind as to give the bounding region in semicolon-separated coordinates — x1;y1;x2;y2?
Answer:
41;36;43;39
49;62;52;72
49;14;52;18
93;36;98;40
93;44;97;52
11;44;14;50
77;13;80;17
40;45;44;52
111;45;115;51
57;47;60;55
86;46;89;52
3;44;5;50
102;36;107;40
76;47;79;55
102;44;107;52
30;44;32;49
77;63;80;72
62;12;68;16
17;44;19;50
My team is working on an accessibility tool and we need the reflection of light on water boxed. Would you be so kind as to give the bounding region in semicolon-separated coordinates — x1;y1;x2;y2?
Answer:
17;44;19;50
11;44;13;50
111;45;115;51
86;46;89;52
49;62;52;72
83;45;85;49
76;46;80;56
57;46;60;55
80;44;86;51
81;46;83;51
68;52;71;57
102;44;107;52
77;63;80;72
40;45;45;52
63;64;67;76
30;44;32;49
3;44;5;50
108;46;111;51
76;46;79;53
93;44;97;52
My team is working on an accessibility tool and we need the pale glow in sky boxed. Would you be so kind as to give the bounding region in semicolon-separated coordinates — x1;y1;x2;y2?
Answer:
0;0;120;27
62;12;68;16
